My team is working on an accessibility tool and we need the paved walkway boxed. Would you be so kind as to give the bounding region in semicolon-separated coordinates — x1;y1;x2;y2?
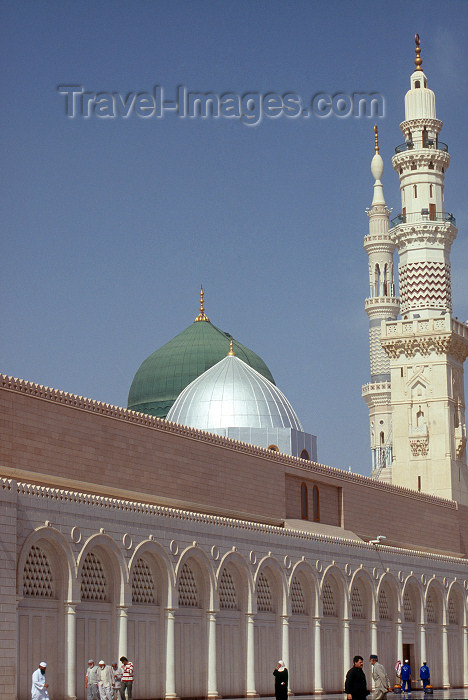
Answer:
222;692;468;700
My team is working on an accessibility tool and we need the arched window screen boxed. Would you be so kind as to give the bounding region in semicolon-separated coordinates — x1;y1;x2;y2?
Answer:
301;483;308;519
300;449;309;460
313;485;320;522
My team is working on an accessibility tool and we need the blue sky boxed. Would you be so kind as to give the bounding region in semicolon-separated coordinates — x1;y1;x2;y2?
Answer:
2;0;467;476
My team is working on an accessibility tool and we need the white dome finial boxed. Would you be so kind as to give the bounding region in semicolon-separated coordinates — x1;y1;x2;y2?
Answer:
370;126;385;206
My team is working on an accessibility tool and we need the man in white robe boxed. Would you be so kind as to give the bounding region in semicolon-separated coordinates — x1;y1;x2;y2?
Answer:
31;662;49;700
98;661;114;700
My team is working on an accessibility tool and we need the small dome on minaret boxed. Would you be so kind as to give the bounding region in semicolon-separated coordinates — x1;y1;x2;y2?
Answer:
405;34;437;120
370;126;385;206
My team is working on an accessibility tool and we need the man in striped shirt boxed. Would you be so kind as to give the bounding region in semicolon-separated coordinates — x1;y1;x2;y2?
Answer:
119;657;133;700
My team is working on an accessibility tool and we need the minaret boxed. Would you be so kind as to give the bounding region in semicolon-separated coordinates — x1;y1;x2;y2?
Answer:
380;35;468;503
362;126;399;482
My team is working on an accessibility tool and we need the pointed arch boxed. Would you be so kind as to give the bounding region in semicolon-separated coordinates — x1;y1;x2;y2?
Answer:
216;550;253;613
254;555;288;615
77;533;128;605
129;539;175;608
17;525;76;601
320;563;348;618
349;568;375;620
289;560;319;617
176;545;217;611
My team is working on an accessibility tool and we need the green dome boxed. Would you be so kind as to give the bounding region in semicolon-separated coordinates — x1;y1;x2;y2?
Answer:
127;319;275;418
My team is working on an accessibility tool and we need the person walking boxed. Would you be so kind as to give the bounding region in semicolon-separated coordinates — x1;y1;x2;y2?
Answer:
419;663;430;692
394;661;402;685
345;656;370;700
273;660;288;700
369;655;392;700
86;660;100;700
31;662;49;700
400;660;411;694
98;661;114;700
119;657;134;700
112;663;123;700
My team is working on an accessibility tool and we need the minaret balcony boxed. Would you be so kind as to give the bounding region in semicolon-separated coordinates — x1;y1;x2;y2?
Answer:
394;140;448;154
390;211;455;228
365;296;399;314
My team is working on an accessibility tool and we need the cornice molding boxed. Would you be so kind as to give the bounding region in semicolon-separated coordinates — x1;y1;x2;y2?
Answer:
381;332;468;363
399;118;443;134
1;477;464;563
390;222;457;251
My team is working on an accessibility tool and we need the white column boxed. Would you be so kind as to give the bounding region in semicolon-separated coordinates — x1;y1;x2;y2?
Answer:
207;611;219;698
313;618;323;693
463;625;468;688
419;623;426;669
441;624;449;688
118;606;128;660
371;619;378;656
165;608;177;699
370;620;378;690
65;602;77;700
396;620;403;666
246;613;258;697
281;615;292;695
343;618;351;683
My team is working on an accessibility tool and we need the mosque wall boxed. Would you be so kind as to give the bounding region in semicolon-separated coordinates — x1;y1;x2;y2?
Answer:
1;477;467;700
1;376;468;557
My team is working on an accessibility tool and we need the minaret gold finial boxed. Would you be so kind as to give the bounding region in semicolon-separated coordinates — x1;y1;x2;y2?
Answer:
228;336;235;356
414;33;423;71
194;286;210;322
374;125;379;154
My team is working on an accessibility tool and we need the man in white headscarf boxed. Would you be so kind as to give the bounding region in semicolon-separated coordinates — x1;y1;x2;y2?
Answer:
31;662;49;700
98;661;114;700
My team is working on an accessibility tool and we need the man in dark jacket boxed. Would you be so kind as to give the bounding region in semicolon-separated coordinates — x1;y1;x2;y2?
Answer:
346;656;370;700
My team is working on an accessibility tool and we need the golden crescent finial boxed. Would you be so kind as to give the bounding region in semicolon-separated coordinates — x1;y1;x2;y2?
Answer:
414;33;423;71
374;125;379;154
194;286;210;322
228;336;235;356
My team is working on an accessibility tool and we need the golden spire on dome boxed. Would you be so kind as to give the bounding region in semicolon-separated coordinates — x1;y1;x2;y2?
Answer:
374;124;379;154
414;33;423;71
227;336;235;356
194;286;210;322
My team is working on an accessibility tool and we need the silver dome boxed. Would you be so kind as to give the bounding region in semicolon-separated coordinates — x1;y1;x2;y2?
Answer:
167;355;303;431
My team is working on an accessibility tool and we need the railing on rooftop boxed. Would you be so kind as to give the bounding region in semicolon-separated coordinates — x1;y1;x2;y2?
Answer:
390;211;456;228
394;141;448;154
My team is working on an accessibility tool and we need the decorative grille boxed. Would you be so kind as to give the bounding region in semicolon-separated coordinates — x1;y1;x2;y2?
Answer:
426;592;435;623
257;572;273;612
448;597;457;625
132;558;156;604
219;568;238;610
322;581;336;617
351;586;364;618
378;589;390;620
403;591;414;621
80;551;107;601
23;545;54;598
178;563;199;607
291;577;305;615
